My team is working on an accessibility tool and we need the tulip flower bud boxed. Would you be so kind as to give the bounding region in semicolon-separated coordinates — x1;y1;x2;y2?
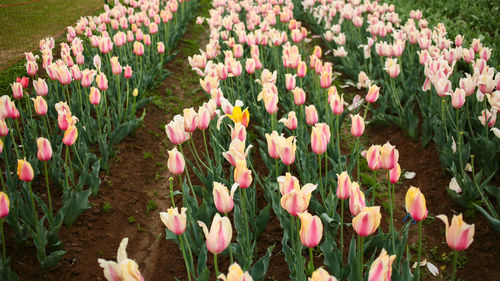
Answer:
298;211;323;248
292;87;306;105
279;136;296;165
297;61;307;78
405;186;428;221
320;71;332;89
277;172;300;196
366;145;382;170
0;120;9;137
388;163;401;184
160;207;187;235
198;213;232;254
33;78;48;96
368;249;396;281
349;182;366;216
31;96;48;116
336;171;351;200
279;111;298;130
305;105;318;126
245;58;256;74
366;84;380;103
17;158;34;182
11;82;23;100
311;124;328;155
0;192;9;218
380;142;399;170
352;206;382;237
110;56;122;75
197;105;210;130
89;87;101;105
26;61;38;76
167;147;185;175
329;93;344;115
265;131;281;159
157;42;165;54
63;125;78;146
350;114;365;137
234;160;252;189
96;73;108;91
37;137;52;161
165;115;190;145
124;65;133;79
436;213;474;251
451;88;466;109
218;263;254;281
285;74;296;91
213;182;237;214
310;267;337;281
183;108;198;133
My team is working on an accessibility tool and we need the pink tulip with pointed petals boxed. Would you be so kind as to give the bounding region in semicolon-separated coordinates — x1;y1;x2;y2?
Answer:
436;213;474;251
198;213;232;254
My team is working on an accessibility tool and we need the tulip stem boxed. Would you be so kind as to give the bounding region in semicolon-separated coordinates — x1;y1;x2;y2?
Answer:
318;154;326;206
28;182;37;220
336;115;341;167
179;144;197;205
183;233;195;278
340;199;344;270
308;247;314;274
202;130;213;170
0;219;5;261
179;234;192;281
189;137;204;171
14;119;26;156
7;120;19;159
44;161;53;218
240;188;251;268
275;158;279;180
415;220;423;281
388;176;395;254
358;235;364;281
214;253;219;279
296;216;305;281
450;250;458;281
354;137;360;183
169;177;175;206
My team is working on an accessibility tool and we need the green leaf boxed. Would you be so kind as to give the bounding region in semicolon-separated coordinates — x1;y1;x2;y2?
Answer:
197;244;208;275
474;203;500;233
249;245;275;281
347;236;358;281
109;110;146;148
255;205;270;238
41;250;66;269
62;189;92;227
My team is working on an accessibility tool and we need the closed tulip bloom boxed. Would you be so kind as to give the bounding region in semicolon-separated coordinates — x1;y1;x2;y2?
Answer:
197;105;210;130
56;65;72;85
11;82;23;99
63;125;78;146
183;108;198;133
292;87;306;105
279;136;297;165
80;69;96;88
234;159;252;189
160;207;187;235
198;213;232;254
277;172;300;196
37;137;52;161
329;93;344;115
366;84;380;103
17;158;34;182
124;65;133;79
26;61;38;76
350;114;365;137
0;139;2;154
305;105;318;126
218;263;254;281
436;213;474;251
309;267;337;281
32;96;48;116
167;147;185;175
451;88;466;109
0;192;9;218
213;182;237;214
96;73;108;91
336;171;351;200
133;41;144;56
265;131;281;159
352;206;382;237
33;78;48;96
388;163;401;184
280;183;317;216
89;87;101;105
384;58;400;78
366;145;382;170
279;111;298;130
0;120;8;137
222;138;250;167
110;56;122;75
157;42;165;54
98;238;145;281
368;249;396;281
297;61;307;77
349;182;366;216
405;186;428;221
230;122;246;142
298;211;323;248
285;74;296;91
311;124;328;155
165;115;190;145
245;58;256;74
320;71;332;88
380;142;399;170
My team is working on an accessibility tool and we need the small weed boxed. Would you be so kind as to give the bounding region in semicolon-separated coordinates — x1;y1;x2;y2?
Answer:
98;251;104;255
102;202;112;213
151;190;160;197
155;233;163;240
146;200;159;212
127;216;137;224
137;223;146;232
143;151;153;159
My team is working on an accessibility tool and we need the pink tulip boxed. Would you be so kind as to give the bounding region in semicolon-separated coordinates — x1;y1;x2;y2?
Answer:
197;105;210;130
297;61;307;78
183;108;198;133
167;147;185;175
285;74;296;91
350;114;365;137
436;213;474;251
311;124;328;155
234;160;252;189
305;105;318;126
0;120;9;137
26;61;38;76
280;183;317;216
88;86;100;105
0;192;9;218
329;93;344;115
366;84;380;103
17;76;29;88
70;65;82;80
451;88;466;109
336;172;351;200
380;142;399;170
277;173;300;196
279;111;298;130
349;182;366;216
157;42;165;54
165;115;190;145
352;206;382;237
133;41;144;56
57;65;72;85
230;123;246;142
33;78;48;96
11;82;23;99
320;71;332;89
279;136;296;165
388;164;401;184
81;69;97;88
245;58;256;74
265;131;281;159
96;73;108;91
98;238;145;281
198;213;232;254
384;58;400;78
160;207;187;235
124;65;133;79
405;186;428;221
17;158;34;182
32;96;48;116
63;125;78;146
298;211;323;248
37;137;52;161
366;145;382;170
213;182;237;214
368;249;396;281
110;57;122;75
292;87;306;105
